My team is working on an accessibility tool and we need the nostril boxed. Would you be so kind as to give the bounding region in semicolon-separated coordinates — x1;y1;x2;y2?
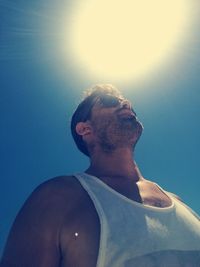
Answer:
121;99;131;109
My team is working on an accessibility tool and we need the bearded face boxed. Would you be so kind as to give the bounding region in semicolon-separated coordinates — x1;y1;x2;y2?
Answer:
89;105;143;154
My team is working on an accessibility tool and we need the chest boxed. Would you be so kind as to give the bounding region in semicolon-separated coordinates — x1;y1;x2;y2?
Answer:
59;178;174;266
58;186;170;267
58;176;199;267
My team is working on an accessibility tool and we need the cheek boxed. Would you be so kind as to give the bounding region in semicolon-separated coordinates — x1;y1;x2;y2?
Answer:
92;115;116;130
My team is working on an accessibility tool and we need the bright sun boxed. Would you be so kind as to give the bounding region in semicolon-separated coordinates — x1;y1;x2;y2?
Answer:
68;0;191;82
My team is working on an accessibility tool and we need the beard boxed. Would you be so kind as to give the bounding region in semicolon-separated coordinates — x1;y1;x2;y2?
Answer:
91;114;143;154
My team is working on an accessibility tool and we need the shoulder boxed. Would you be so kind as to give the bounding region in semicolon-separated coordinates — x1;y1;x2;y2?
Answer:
165;191;183;202
1;175;92;266
23;175;84;213
7;175;87;242
33;175;80;192
31;175;80;196
13;175;86;232
1;176;85;265
144;179;183;202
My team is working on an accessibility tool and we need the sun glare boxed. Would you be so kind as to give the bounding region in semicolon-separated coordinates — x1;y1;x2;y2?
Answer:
68;0;191;82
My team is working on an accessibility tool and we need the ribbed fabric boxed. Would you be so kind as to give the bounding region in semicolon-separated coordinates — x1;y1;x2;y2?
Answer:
74;173;200;267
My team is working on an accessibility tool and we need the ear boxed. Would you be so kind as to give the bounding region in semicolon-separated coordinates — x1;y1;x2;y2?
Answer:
75;122;92;137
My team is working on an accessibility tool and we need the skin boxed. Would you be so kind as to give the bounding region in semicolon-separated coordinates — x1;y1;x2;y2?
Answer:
1;98;173;267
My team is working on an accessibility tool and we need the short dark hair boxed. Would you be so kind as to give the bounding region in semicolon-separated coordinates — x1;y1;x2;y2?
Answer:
71;84;123;156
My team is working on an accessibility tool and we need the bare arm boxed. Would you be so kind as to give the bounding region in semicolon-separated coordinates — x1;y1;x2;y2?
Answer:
0;177;74;267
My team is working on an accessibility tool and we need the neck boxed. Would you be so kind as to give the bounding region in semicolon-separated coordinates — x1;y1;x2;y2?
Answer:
85;147;143;182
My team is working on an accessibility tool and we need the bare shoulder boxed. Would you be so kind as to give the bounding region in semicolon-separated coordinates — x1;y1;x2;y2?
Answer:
32;175;81;194
142;179;182;200
7;176;83;234
0;175;86;266
165;191;183;202
31;175;82;197
23;175;85;215
8;175;86;241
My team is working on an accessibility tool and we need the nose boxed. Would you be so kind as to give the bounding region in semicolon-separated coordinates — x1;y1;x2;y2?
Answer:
120;99;132;110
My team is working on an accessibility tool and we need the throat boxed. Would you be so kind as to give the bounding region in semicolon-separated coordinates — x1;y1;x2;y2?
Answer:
86;150;141;183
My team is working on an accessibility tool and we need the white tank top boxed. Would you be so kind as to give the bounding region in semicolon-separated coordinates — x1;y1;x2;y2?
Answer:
74;173;200;267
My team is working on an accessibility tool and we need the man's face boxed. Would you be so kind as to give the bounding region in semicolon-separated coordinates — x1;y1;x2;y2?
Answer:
88;95;143;153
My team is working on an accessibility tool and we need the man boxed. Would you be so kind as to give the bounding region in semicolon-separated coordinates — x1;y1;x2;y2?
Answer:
1;84;200;267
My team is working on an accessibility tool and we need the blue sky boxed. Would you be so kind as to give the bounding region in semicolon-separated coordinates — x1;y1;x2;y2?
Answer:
0;0;200;256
